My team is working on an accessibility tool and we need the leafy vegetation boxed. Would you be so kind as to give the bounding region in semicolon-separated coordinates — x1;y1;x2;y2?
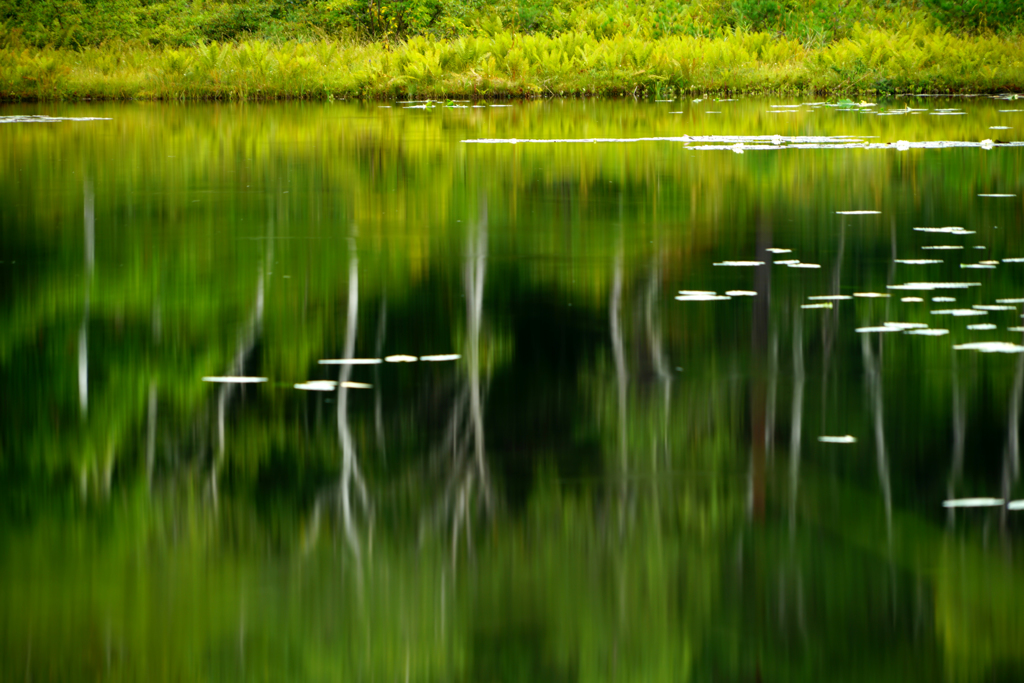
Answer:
0;0;1022;100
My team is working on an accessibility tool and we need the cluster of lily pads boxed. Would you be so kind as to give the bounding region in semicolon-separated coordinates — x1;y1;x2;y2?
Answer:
202;353;461;390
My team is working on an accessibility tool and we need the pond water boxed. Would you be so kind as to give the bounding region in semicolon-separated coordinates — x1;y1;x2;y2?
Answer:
1;96;1023;681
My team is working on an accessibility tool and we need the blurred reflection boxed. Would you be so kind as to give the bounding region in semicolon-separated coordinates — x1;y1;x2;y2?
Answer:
336;238;371;566
2;99;1024;682
211;233;268;509
78;177;93;418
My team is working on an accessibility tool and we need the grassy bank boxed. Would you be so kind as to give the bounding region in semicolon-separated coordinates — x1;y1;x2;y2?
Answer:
2;27;1023;101
1;0;1023;100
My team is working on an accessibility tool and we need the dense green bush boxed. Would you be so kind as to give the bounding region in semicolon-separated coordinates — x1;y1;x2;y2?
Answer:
923;0;1024;31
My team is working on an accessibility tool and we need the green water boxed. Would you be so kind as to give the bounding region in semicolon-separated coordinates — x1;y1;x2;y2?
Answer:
1;97;1023;682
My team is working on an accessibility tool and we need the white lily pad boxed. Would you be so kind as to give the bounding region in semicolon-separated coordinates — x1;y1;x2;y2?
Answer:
954;341;1024;353
943;498;1003;508
914;227;974;235
888;282;980;290
319;358;383;365
932;309;987;317
295;380;338;391
202;376;268;383
883;322;929;330
676;293;731;301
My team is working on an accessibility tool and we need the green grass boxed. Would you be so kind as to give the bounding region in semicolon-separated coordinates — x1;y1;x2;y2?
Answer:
1;25;1022;101
0;0;1022;100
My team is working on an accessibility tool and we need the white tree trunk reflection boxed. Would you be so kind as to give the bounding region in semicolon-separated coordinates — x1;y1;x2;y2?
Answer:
336;241;371;566
645;255;671;478
788;313;804;540
1000;352;1024;530
611;246;627;483
466;207;490;510
79;178;94;417
860;334;894;546
421;203;492;570
947;354;966;527
210;219;272;510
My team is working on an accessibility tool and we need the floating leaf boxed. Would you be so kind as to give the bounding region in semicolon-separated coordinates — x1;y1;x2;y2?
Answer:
819;435;856;443
883;322;928;330
295;380;337;391
203;376;267;383
943;498;1003;508
676;293;730;301
913;227;973;235
954;342;1024;353
932;309;987;316
888;282;980;290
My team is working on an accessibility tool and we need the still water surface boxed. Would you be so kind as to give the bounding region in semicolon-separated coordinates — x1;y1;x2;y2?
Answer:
2;97;1024;681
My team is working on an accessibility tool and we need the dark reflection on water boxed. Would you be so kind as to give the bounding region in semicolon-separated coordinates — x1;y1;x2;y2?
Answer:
1;97;1023;681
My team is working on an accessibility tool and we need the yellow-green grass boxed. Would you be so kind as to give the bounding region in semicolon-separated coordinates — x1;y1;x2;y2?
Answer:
2;25;1022;102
